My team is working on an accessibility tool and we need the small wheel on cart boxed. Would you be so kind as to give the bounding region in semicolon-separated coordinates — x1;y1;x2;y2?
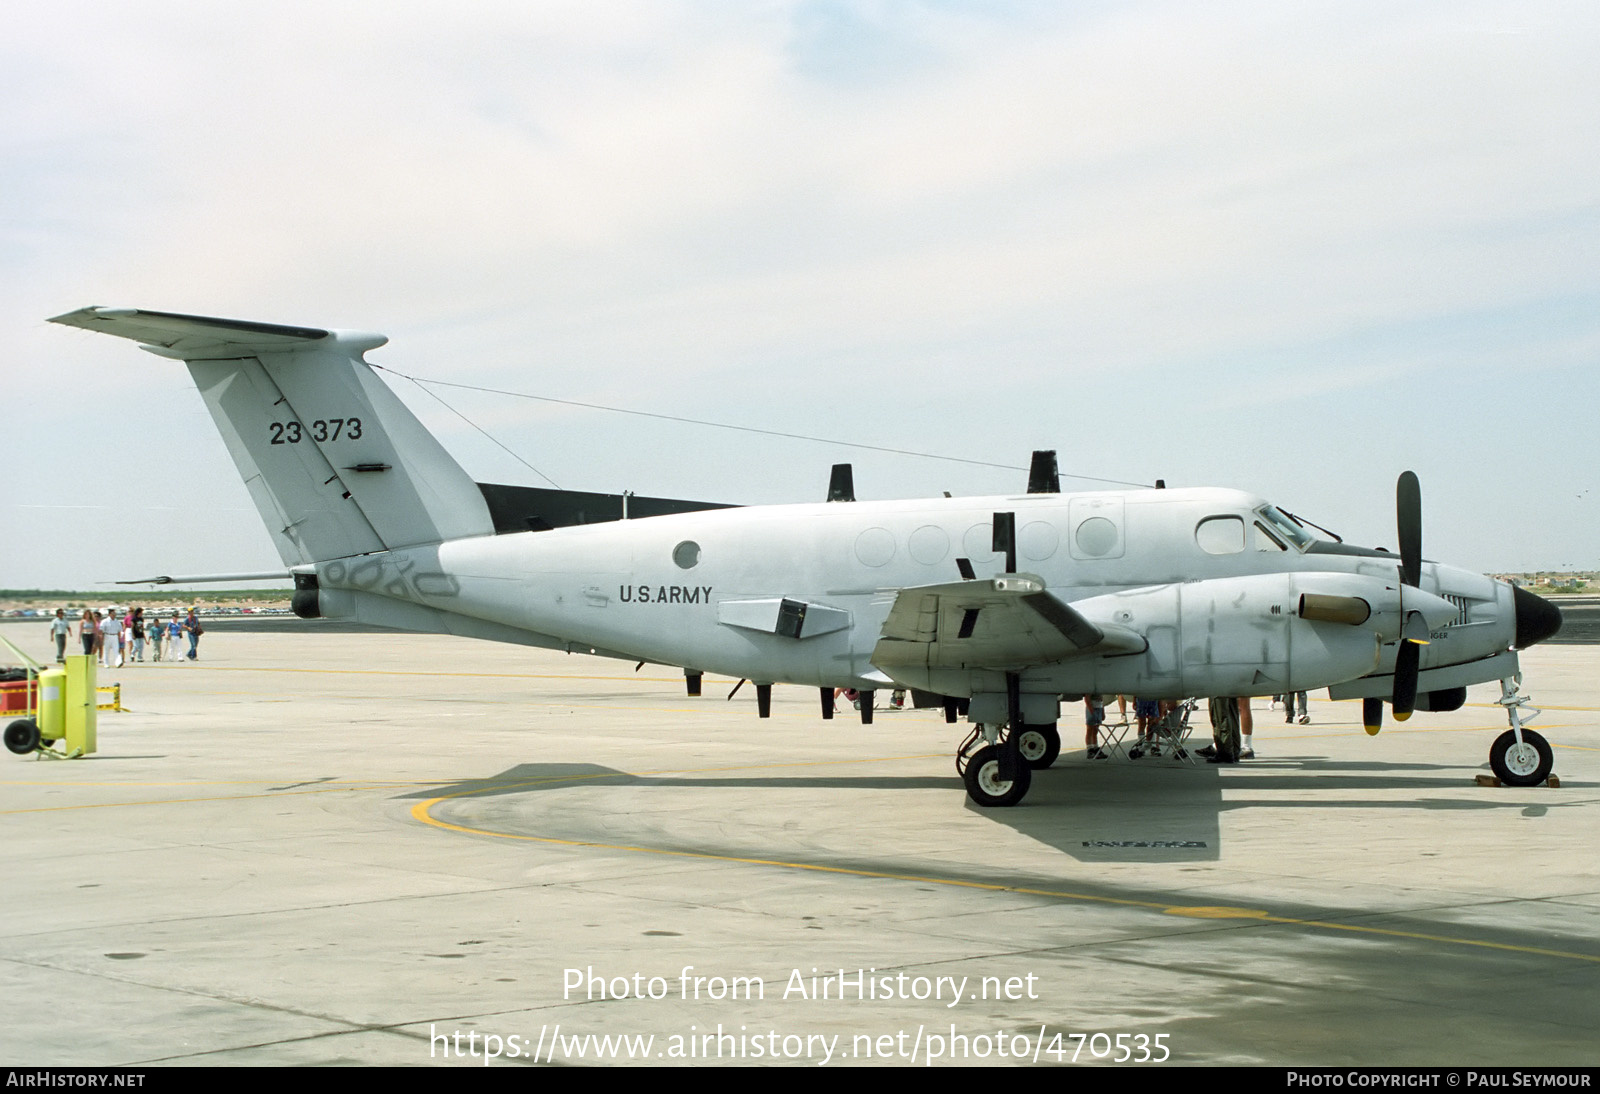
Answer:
5;719;42;755
1489;729;1553;787
1015;724;1060;769
962;745;1032;808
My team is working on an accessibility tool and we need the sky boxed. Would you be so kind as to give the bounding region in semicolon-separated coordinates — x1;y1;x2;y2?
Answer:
4;0;1599;591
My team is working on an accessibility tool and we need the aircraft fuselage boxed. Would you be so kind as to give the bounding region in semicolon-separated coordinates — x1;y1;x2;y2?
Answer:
303;485;1523;706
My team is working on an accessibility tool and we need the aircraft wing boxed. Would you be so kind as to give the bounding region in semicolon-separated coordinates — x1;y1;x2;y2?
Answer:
871;573;1146;672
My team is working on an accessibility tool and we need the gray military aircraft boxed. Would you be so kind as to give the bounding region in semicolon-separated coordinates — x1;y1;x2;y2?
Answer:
51;306;1564;806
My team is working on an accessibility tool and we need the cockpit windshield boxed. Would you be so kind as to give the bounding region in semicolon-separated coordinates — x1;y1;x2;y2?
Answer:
1256;505;1314;551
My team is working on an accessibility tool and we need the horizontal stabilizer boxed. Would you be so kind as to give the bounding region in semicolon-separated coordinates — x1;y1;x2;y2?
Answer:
112;571;291;586
49;307;334;358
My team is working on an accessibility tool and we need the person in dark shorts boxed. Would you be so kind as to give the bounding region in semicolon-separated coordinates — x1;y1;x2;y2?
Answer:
1128;697;1162;758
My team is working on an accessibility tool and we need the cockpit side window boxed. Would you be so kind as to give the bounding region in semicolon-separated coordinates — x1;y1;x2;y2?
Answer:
1257;506;1312;551
1196;515;1245;555
1254;521;1287;552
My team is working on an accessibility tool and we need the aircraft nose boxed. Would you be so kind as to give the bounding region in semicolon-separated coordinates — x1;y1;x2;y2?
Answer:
1513;585;1563;649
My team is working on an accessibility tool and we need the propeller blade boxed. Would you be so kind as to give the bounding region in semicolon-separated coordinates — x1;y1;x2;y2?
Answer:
1362;696;1384;736
1392;639;1420;720
1397;470;1421;587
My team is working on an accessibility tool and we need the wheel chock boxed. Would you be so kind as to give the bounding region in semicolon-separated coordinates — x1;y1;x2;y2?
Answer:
1475;774;1561;788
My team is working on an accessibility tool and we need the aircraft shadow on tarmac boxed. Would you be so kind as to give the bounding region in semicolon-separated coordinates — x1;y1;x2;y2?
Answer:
394;755;1600;995
397;762;952;801
397;749;1584;864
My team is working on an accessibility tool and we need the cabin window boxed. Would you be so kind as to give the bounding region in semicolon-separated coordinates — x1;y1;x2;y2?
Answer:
673;540;701;569
1196;516;1245;555
1074;516;1118;557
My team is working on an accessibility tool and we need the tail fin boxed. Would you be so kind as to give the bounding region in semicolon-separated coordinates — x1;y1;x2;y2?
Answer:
50;307;493;566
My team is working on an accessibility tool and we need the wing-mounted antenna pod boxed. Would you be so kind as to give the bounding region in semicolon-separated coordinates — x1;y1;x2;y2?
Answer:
1027;451;1059;494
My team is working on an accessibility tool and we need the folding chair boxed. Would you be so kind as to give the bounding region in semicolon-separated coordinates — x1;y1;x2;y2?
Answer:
1095;714;1134;760
1147;699;1199;764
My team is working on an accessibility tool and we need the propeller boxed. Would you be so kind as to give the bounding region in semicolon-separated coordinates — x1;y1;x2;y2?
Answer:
1362;471;1425;734
1397;471;1421;586
1391;470;1425;723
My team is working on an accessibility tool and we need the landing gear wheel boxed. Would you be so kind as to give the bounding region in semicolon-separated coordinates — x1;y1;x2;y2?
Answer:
962;745;1032;807
1015;724;1060;769
1490;729;1553;787
5;719;41;755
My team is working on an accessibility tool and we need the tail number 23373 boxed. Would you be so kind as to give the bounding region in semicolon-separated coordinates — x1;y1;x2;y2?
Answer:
269;418;364;444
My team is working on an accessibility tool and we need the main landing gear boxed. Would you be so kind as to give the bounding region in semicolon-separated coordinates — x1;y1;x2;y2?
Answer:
955;722;1059;807
1015;723;1061;769
1489;675;1554;786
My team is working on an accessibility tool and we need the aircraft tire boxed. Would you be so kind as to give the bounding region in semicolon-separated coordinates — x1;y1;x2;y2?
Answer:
5;719;41;755
1489;729;1553;787
962;745;1031;808
1015;724;1060;769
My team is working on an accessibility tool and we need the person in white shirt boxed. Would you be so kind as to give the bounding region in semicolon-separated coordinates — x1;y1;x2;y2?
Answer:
100;608;123;668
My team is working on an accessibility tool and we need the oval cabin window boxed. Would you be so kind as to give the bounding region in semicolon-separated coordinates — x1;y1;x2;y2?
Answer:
1196;516;1245;555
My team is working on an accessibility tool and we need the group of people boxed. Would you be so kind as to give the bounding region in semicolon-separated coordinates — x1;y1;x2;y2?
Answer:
1083;695;1169;761
53;607;204;667
1083;693;1313;764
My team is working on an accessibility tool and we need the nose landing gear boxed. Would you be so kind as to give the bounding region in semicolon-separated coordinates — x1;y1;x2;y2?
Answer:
1489;675;1554;786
